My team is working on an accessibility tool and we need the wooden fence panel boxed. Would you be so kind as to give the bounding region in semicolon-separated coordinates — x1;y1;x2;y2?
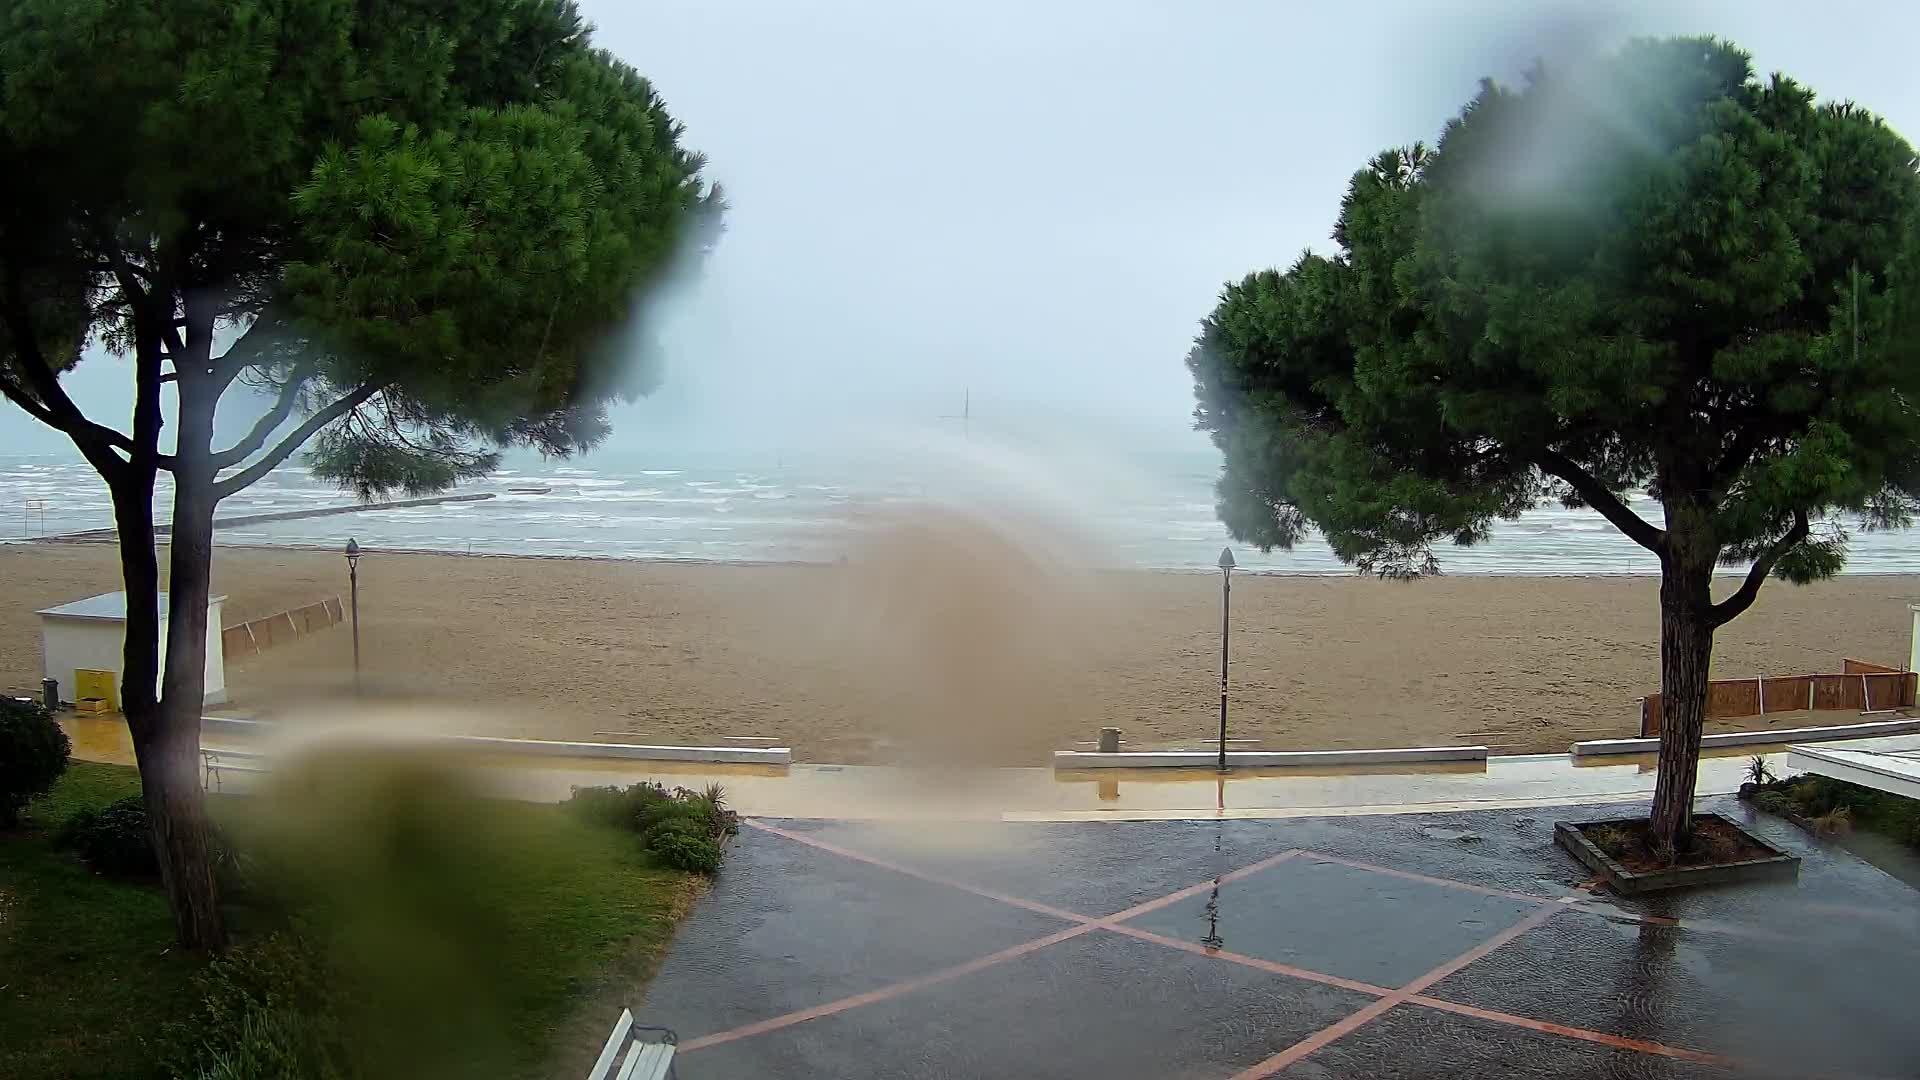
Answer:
1706;681;1761;719
1639;663;1911;737
1811;674;1863;711
1761;676;1814;713
223;597;342;657
1862;672;1916;711
222;625;256;659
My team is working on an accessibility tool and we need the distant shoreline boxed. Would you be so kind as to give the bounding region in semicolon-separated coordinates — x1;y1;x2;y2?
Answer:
15;533;1920;579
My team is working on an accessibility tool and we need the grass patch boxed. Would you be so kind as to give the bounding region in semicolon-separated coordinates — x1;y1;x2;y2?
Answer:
0;764;199;1080
1;760;703;1079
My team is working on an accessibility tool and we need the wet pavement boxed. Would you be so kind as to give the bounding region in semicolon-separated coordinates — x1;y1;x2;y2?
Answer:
640;796;1920;1079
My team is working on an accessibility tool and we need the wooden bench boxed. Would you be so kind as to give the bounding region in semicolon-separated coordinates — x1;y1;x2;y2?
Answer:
200;748;269;791
586;1008;676;1080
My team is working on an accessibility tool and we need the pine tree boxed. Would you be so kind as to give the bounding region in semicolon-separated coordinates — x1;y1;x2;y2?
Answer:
1189;37;1920;853
0;0;720;947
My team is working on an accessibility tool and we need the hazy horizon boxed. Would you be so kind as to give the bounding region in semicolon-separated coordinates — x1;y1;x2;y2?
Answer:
5;0;1918;464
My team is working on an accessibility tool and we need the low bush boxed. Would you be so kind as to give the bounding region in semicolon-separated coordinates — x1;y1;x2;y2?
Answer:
0;696;70;827
563;781;736;873
1746;773;1920;850
647;823;723;874
163;932;345;1080
59;795;159;877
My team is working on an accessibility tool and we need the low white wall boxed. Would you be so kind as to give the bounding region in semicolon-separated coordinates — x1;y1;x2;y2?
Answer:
1786;744;1920;801
1052;745;1488;769
1571;717;1920;757
198;716;791;765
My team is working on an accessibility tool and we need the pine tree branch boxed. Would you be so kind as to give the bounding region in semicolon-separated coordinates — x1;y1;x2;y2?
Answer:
0;376;58;427
210;365;312;469
1709;510;1810;628
0;274;159;474
212;380;385;500
1535;449;1665;553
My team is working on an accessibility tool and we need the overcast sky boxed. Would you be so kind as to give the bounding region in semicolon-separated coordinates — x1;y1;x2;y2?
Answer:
7;0;1920;458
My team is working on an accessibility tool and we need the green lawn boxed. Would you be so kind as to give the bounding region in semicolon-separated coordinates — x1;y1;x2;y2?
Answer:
0;762;700;1079
0;764;197;1080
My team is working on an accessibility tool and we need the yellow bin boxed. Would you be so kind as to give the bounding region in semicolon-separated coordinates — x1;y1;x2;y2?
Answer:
74;668;119;713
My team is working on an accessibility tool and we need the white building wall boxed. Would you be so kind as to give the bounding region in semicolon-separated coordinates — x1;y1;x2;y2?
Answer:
39;596;228;706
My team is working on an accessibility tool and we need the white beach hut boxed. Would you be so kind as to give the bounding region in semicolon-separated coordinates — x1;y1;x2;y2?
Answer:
37;591;227;708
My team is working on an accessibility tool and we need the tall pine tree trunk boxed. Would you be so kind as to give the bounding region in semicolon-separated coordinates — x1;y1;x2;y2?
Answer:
1648;550;1716;854
143;321;227;951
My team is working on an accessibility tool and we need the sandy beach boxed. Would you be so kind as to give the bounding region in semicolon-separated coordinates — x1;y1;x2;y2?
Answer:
3;542;1917;763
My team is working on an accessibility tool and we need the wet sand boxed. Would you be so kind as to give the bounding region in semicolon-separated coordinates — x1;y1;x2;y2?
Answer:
3;543;1916;763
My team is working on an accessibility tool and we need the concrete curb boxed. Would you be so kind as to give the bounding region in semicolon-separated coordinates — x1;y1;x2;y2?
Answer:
1051;745;1489;769
198;716;792;765
1570;717;1920;757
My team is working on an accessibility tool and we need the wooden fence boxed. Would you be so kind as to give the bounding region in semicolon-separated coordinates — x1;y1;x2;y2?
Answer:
1640;658;1918;737
221;597;345;659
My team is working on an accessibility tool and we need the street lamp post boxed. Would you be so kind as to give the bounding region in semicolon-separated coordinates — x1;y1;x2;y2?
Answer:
1217;546;1235;770
345;537;362;692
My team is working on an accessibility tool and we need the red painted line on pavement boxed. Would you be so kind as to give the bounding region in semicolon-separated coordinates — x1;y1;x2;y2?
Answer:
689;831;1306;1055
728;823;1815;1075
1300;851;1557;906
679;922;1094;1052
1403;903;1562;995
1231;903;1564;1078
1100;849;1303;924
1105;924;1394;998
744;819;1093;923
1229;997;1399;1079
1407;996;1750;1069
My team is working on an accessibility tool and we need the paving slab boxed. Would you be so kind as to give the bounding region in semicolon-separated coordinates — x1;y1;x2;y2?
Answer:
638;800;1920;1079
673;931;1377;1079
1426;911;1920;1078
1122;856;1541;988
637;825;1072;1041
1276;1003;1746;1080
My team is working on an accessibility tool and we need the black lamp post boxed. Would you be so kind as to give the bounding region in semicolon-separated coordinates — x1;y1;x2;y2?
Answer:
345;537;362;692
1217;546;1235;770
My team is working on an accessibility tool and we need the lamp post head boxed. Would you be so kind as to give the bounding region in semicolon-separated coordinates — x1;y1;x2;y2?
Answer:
345;537;360;566
1217;547;1236;572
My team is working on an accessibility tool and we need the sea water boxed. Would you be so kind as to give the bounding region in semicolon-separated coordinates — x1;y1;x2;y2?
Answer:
2;444;1915;574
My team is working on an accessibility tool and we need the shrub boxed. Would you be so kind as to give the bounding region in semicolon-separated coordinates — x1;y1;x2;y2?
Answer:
562;781;672;831
1812;806;1854;837
163;933;345;1080
564;781;735;874
648;826;723;874
0;695;70;827
1745;755;1775;787
59;795;158;877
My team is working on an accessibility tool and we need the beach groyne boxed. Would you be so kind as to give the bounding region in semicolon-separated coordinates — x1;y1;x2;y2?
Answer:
43;491;495;543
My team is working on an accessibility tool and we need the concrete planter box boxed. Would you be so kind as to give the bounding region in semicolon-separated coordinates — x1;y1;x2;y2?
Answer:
1554;814;1799;895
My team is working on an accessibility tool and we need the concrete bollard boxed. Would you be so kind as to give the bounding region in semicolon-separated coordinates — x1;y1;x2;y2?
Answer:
1098;726;1121;754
